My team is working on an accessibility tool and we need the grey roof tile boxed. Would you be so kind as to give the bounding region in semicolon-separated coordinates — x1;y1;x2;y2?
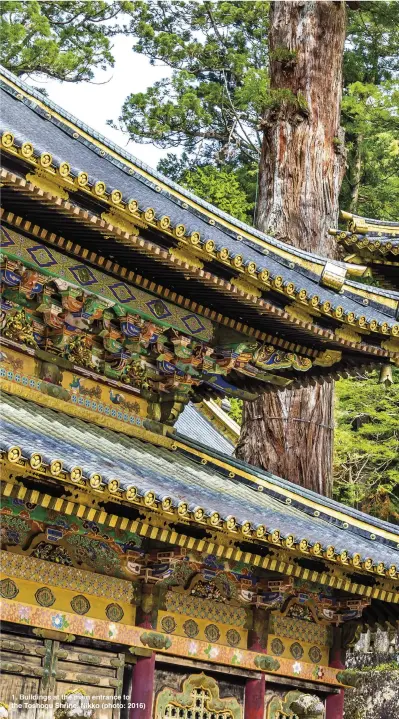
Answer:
1;392;397;569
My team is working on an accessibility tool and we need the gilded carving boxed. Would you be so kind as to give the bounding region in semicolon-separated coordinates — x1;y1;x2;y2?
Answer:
155;674;242;719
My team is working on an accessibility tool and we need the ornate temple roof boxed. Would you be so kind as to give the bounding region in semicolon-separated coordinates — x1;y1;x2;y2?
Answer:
175;402;236;454
331;212;399;289
1;66;398;398
1;391;398;588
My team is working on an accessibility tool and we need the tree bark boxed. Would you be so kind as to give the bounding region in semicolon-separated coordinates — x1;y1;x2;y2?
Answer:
237;1;347;497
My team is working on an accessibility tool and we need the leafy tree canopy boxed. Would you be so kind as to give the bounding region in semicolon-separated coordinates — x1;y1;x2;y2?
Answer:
0;1;134;82
112;0;269;165
333;370;399;522
114;0;399;221
1;1;397;218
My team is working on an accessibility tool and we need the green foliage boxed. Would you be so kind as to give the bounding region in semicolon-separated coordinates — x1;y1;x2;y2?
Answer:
227;397;243;425
2;1;397;222
360;662;399;672
111;0;269;164
158;152;257;223
181;166;252;223
0;1;133;82
333;370;399;522
340;2;399;218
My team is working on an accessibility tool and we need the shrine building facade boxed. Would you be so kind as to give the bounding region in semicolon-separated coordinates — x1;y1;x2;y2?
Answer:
0;65;398;719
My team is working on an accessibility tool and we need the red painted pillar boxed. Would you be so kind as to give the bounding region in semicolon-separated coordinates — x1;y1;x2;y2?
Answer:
130;585;156;719
245;611;267;719
325;631;345;719
245;675;265;719
129;652;155;719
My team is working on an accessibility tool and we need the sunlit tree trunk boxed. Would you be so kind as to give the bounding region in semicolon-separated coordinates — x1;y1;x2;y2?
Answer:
237;1;347;497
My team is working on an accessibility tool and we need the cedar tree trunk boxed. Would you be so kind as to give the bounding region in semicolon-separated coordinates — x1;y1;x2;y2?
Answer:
236;1;347;497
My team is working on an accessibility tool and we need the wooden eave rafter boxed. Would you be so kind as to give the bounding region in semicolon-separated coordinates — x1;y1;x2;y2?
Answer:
1;174;398;381
0;207;394;396
0;81;370;285
1;477;397;604
1;142;397;322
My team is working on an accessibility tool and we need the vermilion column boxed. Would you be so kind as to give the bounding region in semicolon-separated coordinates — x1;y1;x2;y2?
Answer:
245;609;267;719
244;675;265;719
325;632;345;719
130;585;156;719
129;652;156;719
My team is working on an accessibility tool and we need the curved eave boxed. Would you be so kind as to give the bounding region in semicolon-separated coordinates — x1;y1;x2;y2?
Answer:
1;391;398;588
0;66;373;273
1;71;397;309
1;173;398;369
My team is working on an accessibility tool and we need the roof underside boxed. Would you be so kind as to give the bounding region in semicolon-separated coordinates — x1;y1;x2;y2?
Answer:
1;390;397;576
331;212;399;289
1;73;398;396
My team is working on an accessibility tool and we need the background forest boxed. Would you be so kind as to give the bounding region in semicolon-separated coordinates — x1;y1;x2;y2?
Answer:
1;0;398;520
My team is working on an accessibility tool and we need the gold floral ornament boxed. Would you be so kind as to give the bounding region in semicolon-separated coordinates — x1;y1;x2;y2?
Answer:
193;506;205;521
174;223;186;237
54;688;94;719
161;496;173;511
285;534;295;549
21;141;34;158
325;545;336;560
58;162;71;178
76;171;89;187
159;215;171;230
89;473;102;489
245;261;257;275
258;268;270;283
126;485;138;502
190;231;201;245
156;674;241;719
128;199;139;213
241;521;252;536
297;288;307;301
144;490;155;506
144;207;155;222
225;516;236;531
111;189;123;204
311;542;323;556
40;152;52;168
4;308;37;347
2;131;14;147
210;511;220;526
93;180;106;196
29;453;42;470
70;467;83;483
7;446;21;463
218;247;230;261
271;529;281;544
108;479;120;494
50;459;63;476
204;239;215;254
177;501;188;516
273;275;284;289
